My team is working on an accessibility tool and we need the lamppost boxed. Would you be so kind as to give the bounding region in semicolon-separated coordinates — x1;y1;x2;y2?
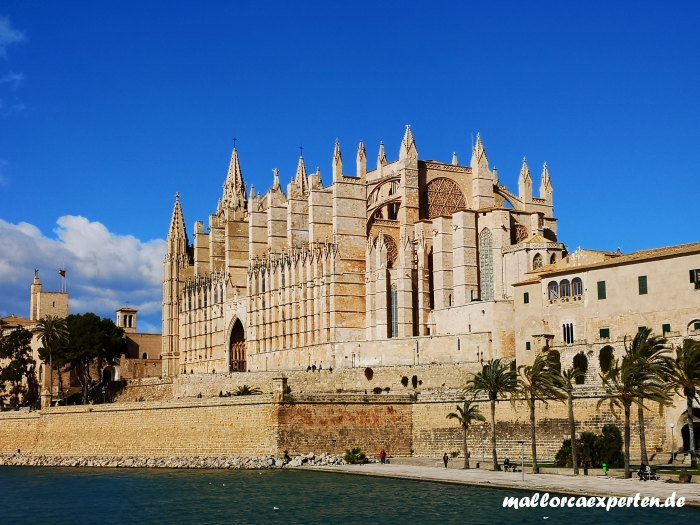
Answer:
480;424;485;465
670;423;676;463
517;440;525;481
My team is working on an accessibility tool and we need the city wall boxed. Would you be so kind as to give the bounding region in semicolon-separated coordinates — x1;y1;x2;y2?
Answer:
0;389;666;461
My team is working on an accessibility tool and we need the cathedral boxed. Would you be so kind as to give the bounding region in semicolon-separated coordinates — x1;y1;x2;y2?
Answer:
161;127;565;376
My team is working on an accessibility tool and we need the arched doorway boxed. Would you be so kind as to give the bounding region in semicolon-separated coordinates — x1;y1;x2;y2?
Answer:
229;319;246;372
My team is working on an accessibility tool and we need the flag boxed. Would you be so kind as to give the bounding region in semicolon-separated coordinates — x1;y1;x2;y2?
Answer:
58;269;66;277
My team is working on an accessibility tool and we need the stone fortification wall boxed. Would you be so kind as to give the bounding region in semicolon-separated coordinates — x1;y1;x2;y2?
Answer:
115;377;173;402
412;392;667;462
0;397;278;457
277;394;413;456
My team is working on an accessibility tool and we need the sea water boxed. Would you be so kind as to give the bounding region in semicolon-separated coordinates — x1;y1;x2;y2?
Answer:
2;466;695;524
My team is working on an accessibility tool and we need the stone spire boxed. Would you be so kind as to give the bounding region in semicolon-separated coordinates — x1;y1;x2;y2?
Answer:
272;168;281;192
518;157;532;202
220;147;247;213
471;133;488;168
540;162;553;203
356;141;367;178
295;155;309;195
332;139;343;181
168;193;188;245
399;124;417;160
377;141;388;170
452;151;459;166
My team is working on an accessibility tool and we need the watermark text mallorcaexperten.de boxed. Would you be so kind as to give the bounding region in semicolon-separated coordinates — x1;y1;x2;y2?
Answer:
503;492;686;511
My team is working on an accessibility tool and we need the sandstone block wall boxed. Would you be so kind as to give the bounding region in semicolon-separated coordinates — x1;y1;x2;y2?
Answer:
0;397;277;456
277;395;413;456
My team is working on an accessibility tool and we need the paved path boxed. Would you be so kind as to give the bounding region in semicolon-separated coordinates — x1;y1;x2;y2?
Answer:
302;463;700;508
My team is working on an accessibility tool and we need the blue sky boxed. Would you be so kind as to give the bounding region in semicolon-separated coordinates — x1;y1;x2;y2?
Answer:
1;1;699;330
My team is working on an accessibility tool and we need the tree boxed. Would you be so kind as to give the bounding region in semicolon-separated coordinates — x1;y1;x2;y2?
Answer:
34;315;68;402
0;328;40;410
669;338;700;468
623;328;673;465
598;353;671;478
514;353;565;473
558;365;585;474
446;399;486;468
466;359;517;470
233;385;262;396
61;313;126;404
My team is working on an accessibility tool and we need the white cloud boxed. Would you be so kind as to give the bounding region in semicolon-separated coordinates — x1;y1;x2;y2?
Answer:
0;16;25;58
0;216;165;331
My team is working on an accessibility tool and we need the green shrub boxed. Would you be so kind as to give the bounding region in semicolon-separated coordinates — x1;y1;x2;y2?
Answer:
401;376;409;387
599;424;624;468
344;447;368;464
411;375;418;389
599;345;615;374
372;387;383;394
364;367;374;380
572;352;588;384
547;350;561;373
554;425;623;468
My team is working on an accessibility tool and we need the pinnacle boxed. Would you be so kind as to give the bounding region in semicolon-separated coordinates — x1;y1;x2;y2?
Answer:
168;192;188;241
377;141;388;168
400;124;417;159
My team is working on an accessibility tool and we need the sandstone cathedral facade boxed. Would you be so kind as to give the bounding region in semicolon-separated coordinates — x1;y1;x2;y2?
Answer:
162;127;565;377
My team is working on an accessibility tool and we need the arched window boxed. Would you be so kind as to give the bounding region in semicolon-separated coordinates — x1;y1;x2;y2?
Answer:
550;253;557;264
479;228;494;301
213;286;218;304
204;289;208;308
548;281;559;301
533;253;543;270
560;279;571;298
572;277;583;296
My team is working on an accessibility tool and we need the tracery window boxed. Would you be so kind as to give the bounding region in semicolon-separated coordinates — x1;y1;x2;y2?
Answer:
533;253;543;270
425;178;466;219
548;281;559;301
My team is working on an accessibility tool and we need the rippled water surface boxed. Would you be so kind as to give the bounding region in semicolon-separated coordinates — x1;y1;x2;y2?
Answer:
2;466;696;524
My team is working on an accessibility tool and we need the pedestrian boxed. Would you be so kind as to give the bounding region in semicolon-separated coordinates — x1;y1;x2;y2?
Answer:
443;452;449;468
380;449;387;464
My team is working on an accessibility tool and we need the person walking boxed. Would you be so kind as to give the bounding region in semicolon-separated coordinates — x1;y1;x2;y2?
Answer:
443;453;449;468
380;449;387;464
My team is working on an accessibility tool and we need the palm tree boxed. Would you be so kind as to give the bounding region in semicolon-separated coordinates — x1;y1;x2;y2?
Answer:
466;359;517;470
624;327;673;465
515;353;565;473
34;315;68;403
670;339;700;468
233;384;262;396
558;366;585;475
447;399;486;468
599;354;672;478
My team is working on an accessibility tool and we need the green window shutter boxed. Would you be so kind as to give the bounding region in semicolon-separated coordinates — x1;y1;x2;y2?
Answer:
597;281;606;300
599;328;610;339
662;323;671;334
524;292;529;304
691;269;696;283
638;275;648;295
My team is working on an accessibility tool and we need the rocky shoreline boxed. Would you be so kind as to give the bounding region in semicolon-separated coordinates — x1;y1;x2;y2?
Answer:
0;452;351;470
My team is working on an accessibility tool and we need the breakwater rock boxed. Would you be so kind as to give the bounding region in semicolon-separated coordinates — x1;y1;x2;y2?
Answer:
0;452;349;470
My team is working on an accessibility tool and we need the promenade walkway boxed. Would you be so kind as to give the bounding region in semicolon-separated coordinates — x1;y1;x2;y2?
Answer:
303;463;700;508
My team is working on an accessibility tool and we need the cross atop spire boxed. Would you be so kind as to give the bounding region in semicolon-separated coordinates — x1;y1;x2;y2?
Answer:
540;161;553;203
519;157;531;182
